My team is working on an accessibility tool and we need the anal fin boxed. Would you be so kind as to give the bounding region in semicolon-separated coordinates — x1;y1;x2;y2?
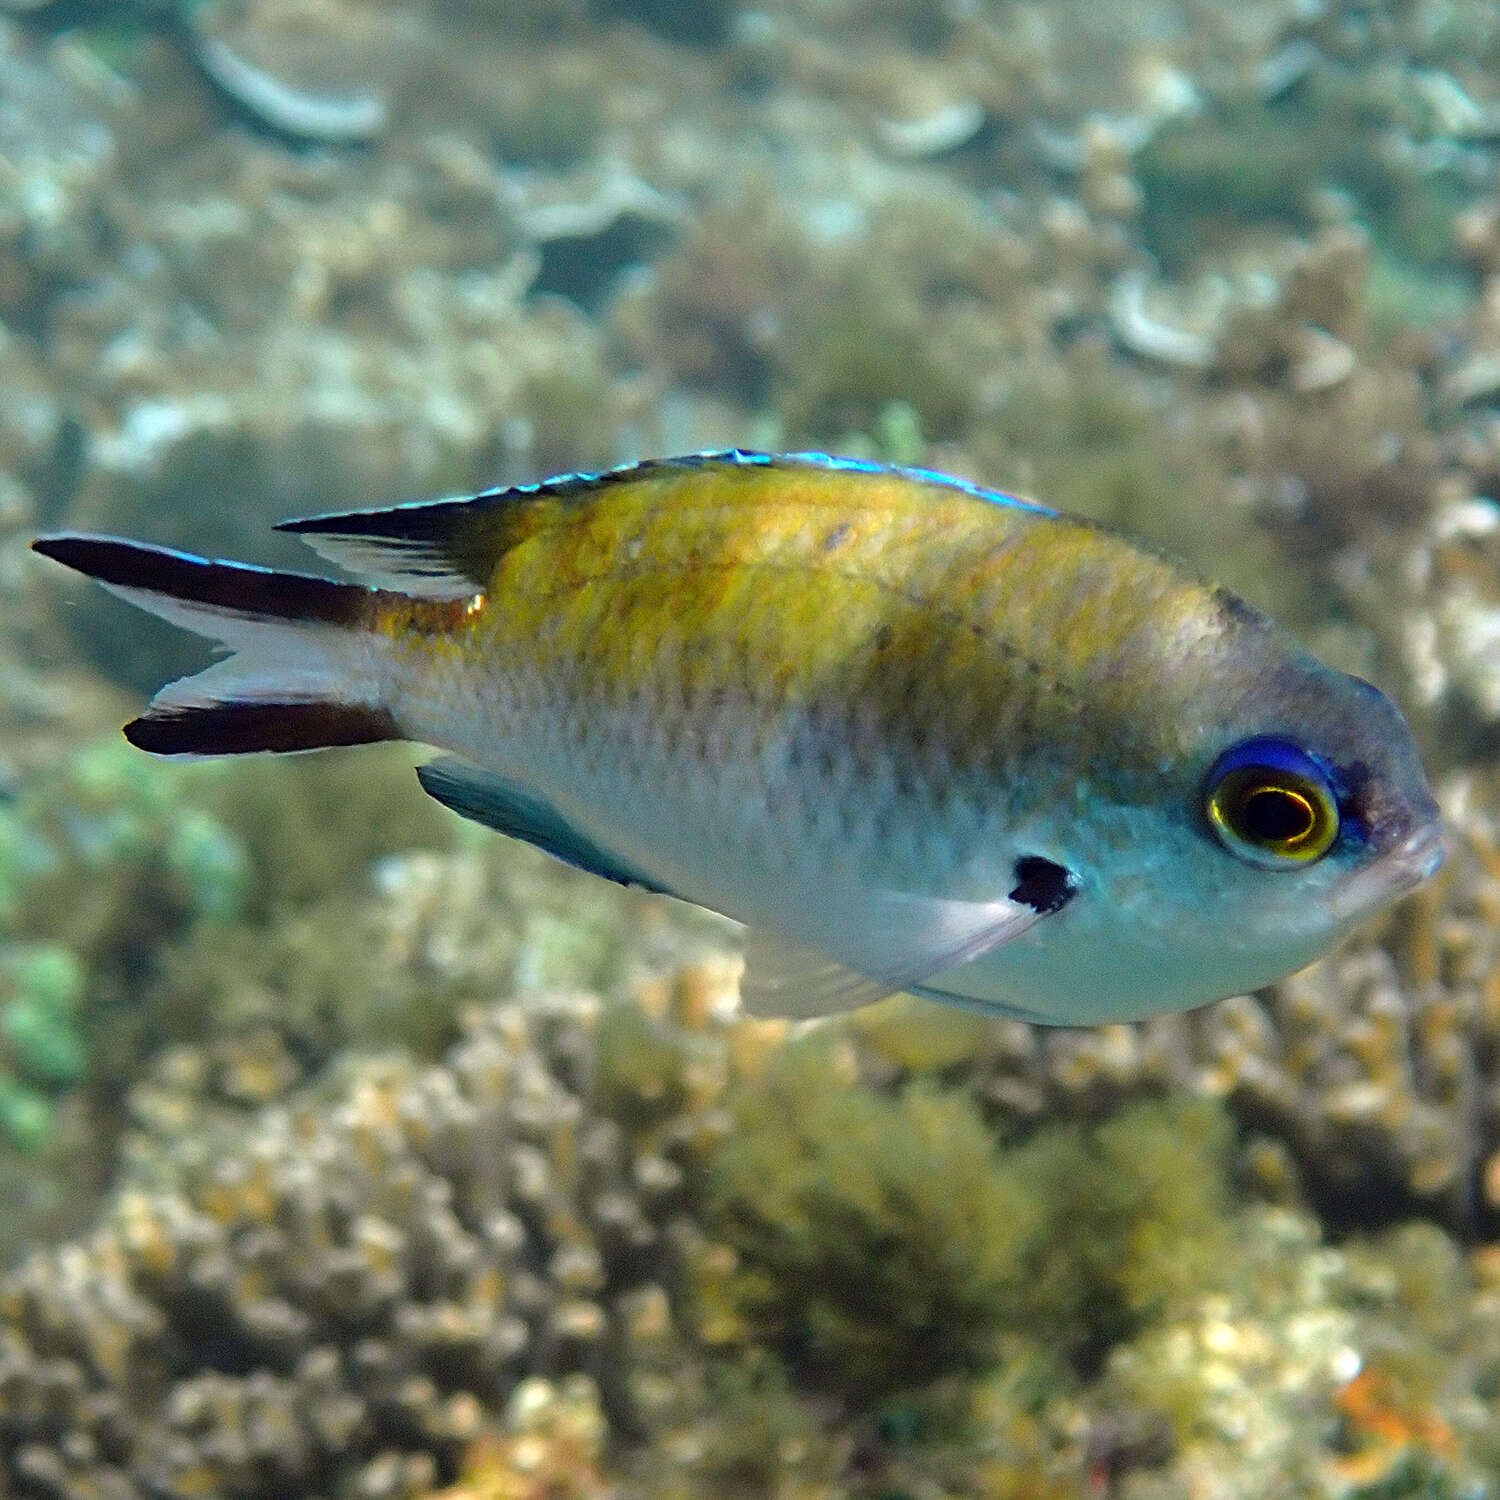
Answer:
416;757;675;896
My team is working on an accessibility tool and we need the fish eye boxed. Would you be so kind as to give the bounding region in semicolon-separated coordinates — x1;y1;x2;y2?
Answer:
1204;738;1339;867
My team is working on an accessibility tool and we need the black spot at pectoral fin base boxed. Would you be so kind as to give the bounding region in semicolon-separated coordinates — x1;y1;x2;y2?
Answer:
1009;856;1077;915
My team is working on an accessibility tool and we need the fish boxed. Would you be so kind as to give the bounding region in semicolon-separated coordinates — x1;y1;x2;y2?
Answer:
32;450;1444;1025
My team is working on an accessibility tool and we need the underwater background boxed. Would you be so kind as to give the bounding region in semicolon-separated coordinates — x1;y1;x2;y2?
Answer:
5;0;1500;1494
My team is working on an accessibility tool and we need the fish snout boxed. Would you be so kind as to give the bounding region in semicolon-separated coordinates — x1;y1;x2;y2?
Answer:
1334;819;1445;923
1388;821;1446;889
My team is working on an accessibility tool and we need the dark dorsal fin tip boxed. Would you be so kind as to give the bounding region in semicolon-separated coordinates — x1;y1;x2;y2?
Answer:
271;454;782;589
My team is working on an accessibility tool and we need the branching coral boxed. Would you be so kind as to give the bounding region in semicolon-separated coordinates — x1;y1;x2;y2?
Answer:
0;991;708;1497
3;973;1493;1499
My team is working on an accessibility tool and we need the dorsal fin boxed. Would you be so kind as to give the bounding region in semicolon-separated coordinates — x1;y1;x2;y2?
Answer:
275;452;770;594
275;450;1047;593
275;490;536;597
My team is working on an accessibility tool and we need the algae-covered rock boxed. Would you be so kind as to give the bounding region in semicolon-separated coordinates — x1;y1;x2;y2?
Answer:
0;741;249;1250
707;1038;1044;1397
707;1035;1235;1399
2;972;1488;1498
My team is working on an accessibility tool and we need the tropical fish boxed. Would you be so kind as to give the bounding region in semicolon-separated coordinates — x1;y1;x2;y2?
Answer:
33;451;1444;1025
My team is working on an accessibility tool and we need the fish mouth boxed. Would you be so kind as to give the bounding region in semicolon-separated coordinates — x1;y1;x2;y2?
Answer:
1388;823;1447;888
1335;823;1446;922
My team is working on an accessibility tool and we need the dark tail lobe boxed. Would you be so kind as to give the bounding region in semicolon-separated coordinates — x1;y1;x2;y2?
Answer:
33;534;399;757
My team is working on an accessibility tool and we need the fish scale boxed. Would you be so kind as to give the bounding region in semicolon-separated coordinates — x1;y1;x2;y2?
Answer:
454;482;1191;820
369;471;1081;903
33;450;1443;1025
375;468;1260;911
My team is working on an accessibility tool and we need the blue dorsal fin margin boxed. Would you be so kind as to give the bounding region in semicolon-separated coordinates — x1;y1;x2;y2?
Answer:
278;450;1050;541
273;451;1052;592
506;449;1052;514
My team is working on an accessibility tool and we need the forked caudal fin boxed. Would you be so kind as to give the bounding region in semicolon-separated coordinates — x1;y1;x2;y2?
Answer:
32;535;400;757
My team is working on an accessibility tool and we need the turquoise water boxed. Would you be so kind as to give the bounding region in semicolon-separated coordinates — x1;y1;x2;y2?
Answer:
3;1;1500;1494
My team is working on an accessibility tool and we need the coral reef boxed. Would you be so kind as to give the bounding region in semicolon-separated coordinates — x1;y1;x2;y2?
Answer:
431;1375;612;1500
0;990;696;1498
127;823;729;1188
0;973;1496;1499
1102;1213;1493;1500
11;0;1500;1492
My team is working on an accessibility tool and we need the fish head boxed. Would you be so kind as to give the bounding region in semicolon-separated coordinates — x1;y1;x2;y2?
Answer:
1078;628;1443;1010
1187;648;1441;918
971;604;1445;1024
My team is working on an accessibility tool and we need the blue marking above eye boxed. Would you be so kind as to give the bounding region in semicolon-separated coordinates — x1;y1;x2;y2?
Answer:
1208;737;1334;787
1209;738;1364;838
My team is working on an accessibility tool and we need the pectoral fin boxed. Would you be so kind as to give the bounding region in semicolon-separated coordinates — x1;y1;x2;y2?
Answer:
740;890;1045;1020
416;757;676;896
741;931;904;1017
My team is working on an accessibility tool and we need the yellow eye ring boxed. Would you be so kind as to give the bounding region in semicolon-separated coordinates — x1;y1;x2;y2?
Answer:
1205;742;1340;867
